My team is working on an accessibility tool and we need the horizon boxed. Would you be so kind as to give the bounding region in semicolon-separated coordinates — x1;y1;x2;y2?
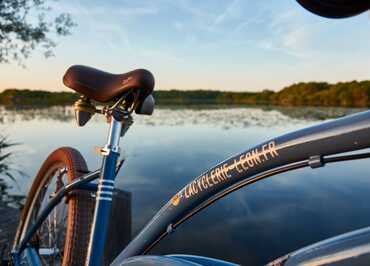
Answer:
0;78;369;94
0;0;369;92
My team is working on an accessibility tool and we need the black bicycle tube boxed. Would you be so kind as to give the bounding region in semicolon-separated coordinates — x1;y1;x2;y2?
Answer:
173;152;370;234
139;152;370;255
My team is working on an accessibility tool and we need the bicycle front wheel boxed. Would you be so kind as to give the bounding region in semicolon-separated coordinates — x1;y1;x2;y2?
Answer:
13;147;94;266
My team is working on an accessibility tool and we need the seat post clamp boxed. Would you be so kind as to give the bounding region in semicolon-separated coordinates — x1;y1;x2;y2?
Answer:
112;108;129;122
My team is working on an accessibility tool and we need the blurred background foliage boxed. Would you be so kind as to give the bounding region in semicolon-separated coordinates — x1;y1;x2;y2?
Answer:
0;80;369;107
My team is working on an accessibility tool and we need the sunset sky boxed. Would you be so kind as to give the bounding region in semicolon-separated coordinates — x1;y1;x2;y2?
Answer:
0;0;369;92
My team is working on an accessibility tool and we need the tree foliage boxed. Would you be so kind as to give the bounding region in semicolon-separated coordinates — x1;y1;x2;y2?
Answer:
0;0;75;63
0;88;79;105
0;80;370;107
154;81;370;107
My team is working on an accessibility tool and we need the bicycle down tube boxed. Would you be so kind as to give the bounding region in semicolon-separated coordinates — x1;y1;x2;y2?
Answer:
111;110;370;264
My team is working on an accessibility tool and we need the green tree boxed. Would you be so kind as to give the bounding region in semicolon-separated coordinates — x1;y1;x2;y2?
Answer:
0;0;75;63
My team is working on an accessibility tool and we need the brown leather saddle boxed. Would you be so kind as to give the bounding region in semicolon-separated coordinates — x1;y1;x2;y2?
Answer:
63;65;155;103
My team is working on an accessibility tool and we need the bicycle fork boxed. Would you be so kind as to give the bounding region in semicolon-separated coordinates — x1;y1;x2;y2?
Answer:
86;109;130;266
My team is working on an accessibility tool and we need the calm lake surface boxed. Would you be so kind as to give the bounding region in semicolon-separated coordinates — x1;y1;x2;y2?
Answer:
2;105;370;265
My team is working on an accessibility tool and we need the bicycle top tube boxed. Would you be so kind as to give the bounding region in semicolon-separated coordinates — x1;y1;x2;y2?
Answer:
112;109;370;264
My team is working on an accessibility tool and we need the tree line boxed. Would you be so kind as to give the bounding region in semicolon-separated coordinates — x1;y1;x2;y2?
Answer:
0;80;369;107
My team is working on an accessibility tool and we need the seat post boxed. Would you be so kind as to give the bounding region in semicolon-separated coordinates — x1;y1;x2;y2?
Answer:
86;108;130;266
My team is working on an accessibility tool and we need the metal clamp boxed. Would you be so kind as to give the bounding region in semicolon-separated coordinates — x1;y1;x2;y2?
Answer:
95;144;121;157
166;224;174;234
308;155;325;169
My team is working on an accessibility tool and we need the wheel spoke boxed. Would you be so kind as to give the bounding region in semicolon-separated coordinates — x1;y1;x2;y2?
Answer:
34;167;69;265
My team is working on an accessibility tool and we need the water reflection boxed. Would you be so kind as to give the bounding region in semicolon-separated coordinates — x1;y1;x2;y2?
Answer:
0;105;362;125
0;106;75;123
1;106;370;265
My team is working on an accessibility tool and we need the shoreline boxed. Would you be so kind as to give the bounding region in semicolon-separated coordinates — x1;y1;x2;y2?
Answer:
0;201;19;257
0;80;369;108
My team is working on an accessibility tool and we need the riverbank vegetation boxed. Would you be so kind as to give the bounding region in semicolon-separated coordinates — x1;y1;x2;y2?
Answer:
1;80;369;107
0;136;24;206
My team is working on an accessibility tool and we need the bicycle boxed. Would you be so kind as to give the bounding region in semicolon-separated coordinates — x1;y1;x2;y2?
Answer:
6;1;370;265
5;63;370;266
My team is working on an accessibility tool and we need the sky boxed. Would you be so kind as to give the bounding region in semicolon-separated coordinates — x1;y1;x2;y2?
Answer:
0;0;369;92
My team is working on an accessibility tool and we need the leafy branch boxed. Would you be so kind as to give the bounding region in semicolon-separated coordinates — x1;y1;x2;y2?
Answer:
0;0;75;64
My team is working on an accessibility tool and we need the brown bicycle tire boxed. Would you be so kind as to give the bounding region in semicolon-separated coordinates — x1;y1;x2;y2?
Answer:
13;147;94;266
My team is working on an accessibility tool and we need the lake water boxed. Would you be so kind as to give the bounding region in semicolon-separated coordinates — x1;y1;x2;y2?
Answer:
2;105;370;265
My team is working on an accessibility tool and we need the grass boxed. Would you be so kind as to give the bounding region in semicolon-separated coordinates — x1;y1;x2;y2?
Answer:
0;136;26;206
